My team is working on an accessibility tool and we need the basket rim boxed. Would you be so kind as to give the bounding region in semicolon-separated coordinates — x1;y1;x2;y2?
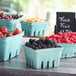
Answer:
0;31;24;40
24;45;63;51
21;21;48;23
0;15;23;21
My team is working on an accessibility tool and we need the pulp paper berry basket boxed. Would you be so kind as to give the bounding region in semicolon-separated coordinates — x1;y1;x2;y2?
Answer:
21;21;48;36
58;43;76;58
0;32;24;61
23;46;63;69
0;15;23;32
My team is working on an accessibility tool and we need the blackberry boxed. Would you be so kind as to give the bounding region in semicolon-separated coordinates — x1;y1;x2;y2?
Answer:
25;39;61;50
47;44;52;48
34;47;39;50
37;40;43;45
42;44;47;48
45;39;51;43
29;39;36;43
33;42;37;47
25;42;30;47
52;44;55;48
31;45;36;49
38;39;45;44
37;44;42;49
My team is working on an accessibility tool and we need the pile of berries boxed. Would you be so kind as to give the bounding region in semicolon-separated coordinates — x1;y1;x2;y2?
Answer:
45;32;76;44
0;27;21;38
23;18;44;22
25;39;61;50
0;13;20;20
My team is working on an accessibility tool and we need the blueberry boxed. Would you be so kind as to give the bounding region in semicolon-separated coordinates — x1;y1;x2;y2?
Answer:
47;44;52;48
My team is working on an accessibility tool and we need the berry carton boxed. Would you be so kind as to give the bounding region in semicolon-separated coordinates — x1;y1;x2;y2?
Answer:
23;39;63;69
0;32;24;61
45;32;76;58
58;43;76;58
0;13;23;32
21;18;48;36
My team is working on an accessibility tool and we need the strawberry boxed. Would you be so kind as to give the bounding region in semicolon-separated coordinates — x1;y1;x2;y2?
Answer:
0;27;8;36
57;39;61;43
53;35;60;38
58;32;62;36
51;38;57;43
13;28;21;35
69;38;74;43
6;32;12;37
45;36;49;39
3;27;8;36
0;32;2;36
0;27;3;32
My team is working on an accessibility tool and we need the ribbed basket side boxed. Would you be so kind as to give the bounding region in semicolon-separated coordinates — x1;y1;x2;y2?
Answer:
0;15;23;32
0;32;24;61
24;46;63;69
21;21;48;36
58;43;76;58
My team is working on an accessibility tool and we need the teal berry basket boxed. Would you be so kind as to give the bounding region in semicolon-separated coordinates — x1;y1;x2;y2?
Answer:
23;46;63;69
21;21;48;36
0;15;23;32
58;43;76;58
0;32;24;61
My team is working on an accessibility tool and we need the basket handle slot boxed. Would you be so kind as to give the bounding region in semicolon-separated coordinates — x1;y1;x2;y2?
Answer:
47;61;49;68
9;53;11;59
74;52;76;56
65;54;67;58
41;61;43;69
52;60;54;68
25;30;26;34
26;58;28;65
31;60;33;67
27;59;31;66
43;30;44;35
15;50;18;57
28;31;30;36
34;31;36;36
38;31;40;36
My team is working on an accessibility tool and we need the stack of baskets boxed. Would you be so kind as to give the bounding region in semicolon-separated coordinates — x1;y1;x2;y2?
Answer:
0;14;24;61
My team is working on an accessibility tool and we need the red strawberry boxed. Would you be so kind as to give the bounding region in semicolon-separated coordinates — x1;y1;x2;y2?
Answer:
53;35;61;38
58;32;62;36
13;28;21;35
57;39;61;43
6;32;12;37
0;27;3;32
69;38;74;43
0;27;8;35
3;27;8;36
51;38;57;43
45;36;49;39
0;32;2;36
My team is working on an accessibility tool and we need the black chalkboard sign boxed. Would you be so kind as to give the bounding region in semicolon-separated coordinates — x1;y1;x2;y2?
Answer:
55;12;75;34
